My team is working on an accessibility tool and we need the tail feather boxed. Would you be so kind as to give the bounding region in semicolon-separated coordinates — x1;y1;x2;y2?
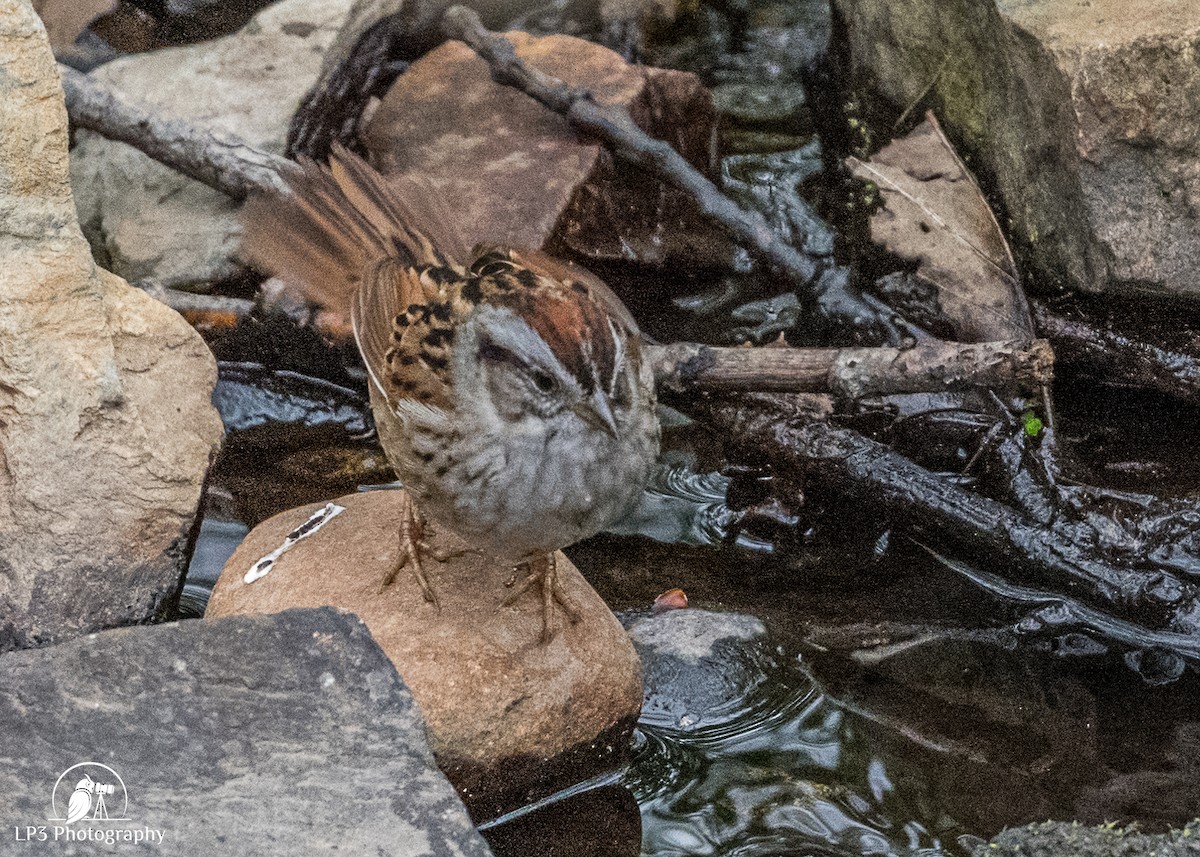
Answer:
239;145;468;319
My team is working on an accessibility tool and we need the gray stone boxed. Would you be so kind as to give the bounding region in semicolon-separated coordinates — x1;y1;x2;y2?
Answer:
978;820;1200;857
835;0;1200;298
999;0;1200;298
69;0;356;288
0;608;494;857
628;609;775;731
0;0;223;651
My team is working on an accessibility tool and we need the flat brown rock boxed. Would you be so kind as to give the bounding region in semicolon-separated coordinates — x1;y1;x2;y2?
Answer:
206;489;643;816
363;31;720;266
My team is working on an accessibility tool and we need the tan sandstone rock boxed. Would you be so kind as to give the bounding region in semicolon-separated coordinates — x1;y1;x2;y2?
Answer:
68;0;356;288
206;489;644;817
1000;0;1200;297
835;0;1200;298
0;0;223;649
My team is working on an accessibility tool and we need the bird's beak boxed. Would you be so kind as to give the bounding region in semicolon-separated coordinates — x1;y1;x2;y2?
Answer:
573;388;620;439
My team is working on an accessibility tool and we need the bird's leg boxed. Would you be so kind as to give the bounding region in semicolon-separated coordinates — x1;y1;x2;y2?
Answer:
502;552;582;643
380;493;480;605
381;493;438;606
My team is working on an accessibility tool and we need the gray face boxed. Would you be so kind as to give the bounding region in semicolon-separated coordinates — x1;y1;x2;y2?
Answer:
475;308;583;422
471;305;630;437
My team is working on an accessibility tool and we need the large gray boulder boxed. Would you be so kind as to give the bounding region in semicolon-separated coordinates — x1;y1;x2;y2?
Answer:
835;0;1200;298
0;608;494;856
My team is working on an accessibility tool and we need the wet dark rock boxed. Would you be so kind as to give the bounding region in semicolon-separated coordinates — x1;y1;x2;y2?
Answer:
206;491;644;819
627;608;775;731
0;608;493;856
979;820;1200;857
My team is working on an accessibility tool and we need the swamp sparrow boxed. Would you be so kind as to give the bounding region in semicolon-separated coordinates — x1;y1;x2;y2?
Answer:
241;148;660;641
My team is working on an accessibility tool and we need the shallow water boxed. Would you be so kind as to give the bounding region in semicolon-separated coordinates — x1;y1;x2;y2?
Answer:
167;0;1200;846
188;365;1200;855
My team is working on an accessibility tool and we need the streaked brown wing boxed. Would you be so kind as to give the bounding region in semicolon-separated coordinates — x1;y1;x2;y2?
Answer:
352;257;461;412
240;146;470;323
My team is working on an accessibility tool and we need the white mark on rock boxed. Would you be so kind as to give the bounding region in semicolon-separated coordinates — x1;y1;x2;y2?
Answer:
244;502;345;584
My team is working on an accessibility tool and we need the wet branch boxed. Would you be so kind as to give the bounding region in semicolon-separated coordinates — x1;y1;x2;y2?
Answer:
1034;299;1200;406
648;338;1053;397
440;5;896;341
59;64;288;200
696;393;1200;640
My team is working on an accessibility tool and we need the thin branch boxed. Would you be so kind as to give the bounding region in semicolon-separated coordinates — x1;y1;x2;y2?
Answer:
647;338;1053;396
135;280;255;320
440;5;897;340
59;63;289;200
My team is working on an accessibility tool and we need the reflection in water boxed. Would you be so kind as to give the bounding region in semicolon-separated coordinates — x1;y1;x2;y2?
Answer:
627;653;968;857
607;452;737;547
924;546;1199;684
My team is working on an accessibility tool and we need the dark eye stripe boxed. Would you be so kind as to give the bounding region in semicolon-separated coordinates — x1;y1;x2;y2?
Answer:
477;337;563;395
477;337;522;366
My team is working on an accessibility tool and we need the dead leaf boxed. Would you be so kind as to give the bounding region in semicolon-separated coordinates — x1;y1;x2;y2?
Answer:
847;111;1034;343
33;0;116;51
652;588;688;614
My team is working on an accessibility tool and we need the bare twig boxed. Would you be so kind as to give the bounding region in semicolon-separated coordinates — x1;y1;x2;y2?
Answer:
648;338;1053;396
440;5;897;340
59;64;288;200
135;280;255;320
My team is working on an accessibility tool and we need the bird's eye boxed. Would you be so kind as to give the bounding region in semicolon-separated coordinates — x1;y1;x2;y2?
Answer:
530;369;556;393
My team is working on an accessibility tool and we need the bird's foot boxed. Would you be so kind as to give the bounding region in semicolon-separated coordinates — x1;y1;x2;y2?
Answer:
502;553;582;643
380;494;477;606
